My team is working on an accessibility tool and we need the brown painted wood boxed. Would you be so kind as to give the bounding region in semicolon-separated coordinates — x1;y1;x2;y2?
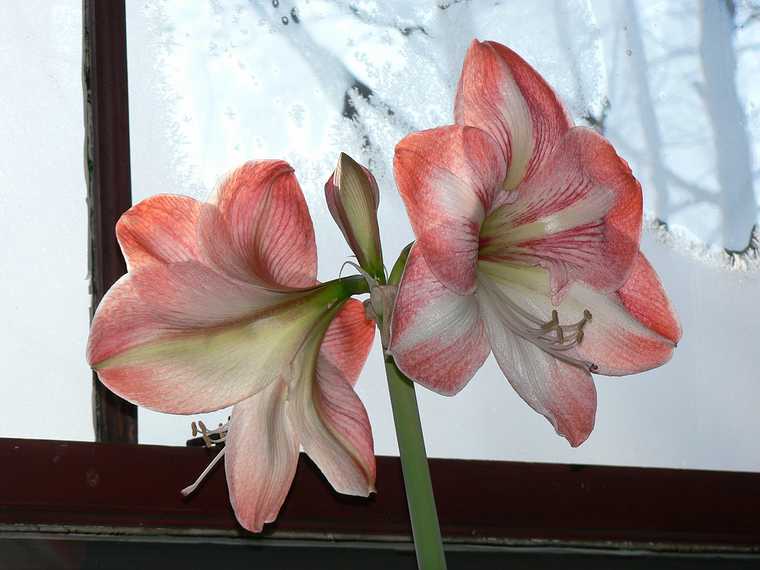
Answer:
1;438;757;549
83;0;136;443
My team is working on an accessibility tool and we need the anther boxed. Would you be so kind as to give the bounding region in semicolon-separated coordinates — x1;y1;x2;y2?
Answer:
541;310;559;331
189;419;229;448
573;309;592;344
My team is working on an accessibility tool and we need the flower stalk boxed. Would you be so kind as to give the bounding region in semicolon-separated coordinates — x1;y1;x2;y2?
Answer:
383;243;446;570
383;357;447;570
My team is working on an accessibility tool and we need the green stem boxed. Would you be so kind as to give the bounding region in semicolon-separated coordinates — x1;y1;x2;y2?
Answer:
384;357;447;570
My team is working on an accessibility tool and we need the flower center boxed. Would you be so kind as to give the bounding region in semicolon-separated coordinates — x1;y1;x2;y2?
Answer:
479;271;598;372
478;203;550;261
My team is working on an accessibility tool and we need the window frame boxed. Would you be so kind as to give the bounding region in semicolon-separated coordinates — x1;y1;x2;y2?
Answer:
2;436;759;550
85;0;137;443
3;0;757;557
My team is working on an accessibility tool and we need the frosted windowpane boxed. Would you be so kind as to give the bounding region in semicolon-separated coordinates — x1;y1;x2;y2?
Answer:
127;0;760;471
0;2;92;441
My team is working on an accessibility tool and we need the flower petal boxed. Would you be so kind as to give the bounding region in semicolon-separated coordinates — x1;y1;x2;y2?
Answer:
479;284;596;446
319;298;375;387
116;194;203;271
394;125;506;294
289;343;376;497
201;161;318;288
455;40;572;190
615;252;681;345
575;261;679;376
87;261;340;414
225;381;300;533
481;127;642;298
389;246;490;395
477;261;677;377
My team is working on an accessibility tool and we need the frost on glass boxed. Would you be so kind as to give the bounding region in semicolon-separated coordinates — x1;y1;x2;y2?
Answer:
0;2;93;440
127;0;760;472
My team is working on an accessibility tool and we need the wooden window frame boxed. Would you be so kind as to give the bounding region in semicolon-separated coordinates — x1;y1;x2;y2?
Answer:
85;0;137;444
3;0;757;558
2;437;759;550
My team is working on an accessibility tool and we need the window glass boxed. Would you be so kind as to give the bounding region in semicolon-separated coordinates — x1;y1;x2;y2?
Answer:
0;2;92;441
126;0;760;471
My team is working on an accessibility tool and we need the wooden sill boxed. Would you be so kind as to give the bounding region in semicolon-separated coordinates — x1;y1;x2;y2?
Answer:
0;437;758;552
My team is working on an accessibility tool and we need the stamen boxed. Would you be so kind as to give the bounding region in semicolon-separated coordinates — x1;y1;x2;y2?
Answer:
181;447;226;497
182;419;230;497
554;316;565;344
482;281;596;371
191;420;229;448
541;310;559;331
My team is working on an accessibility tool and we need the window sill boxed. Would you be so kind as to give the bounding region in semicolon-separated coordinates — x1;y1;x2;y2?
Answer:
1;437;758;553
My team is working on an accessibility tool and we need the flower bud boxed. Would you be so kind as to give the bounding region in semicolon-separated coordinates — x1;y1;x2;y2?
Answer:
325;153;384;280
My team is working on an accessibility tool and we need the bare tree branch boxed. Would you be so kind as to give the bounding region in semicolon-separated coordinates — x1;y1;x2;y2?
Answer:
700;0;758;248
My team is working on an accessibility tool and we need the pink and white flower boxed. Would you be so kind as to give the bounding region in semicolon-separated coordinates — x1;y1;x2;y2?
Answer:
87;160;376;531
389;40;681;446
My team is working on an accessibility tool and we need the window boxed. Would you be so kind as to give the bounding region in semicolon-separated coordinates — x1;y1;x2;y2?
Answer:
0;1;92;441
1;1;759;566
126;0;760;473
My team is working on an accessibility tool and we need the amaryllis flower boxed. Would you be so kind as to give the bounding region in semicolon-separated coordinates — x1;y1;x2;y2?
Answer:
389;40;681;446
87;161;376;531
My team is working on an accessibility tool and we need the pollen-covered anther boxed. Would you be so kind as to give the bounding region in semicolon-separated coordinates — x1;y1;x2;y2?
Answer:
191;419;229;448
539;308;592;347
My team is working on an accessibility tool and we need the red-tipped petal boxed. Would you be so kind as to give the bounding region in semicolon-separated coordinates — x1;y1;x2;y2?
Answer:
87;261;324;414
389;246;490;395
615;252;681;345
116;194;203;271
394;125;506;294
319;299;375;387
455;40;572;190
289;353;376;497
202;160;318;288
225;381;300;533
482;127;642;298
572;260;679;376
480;285;597;447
